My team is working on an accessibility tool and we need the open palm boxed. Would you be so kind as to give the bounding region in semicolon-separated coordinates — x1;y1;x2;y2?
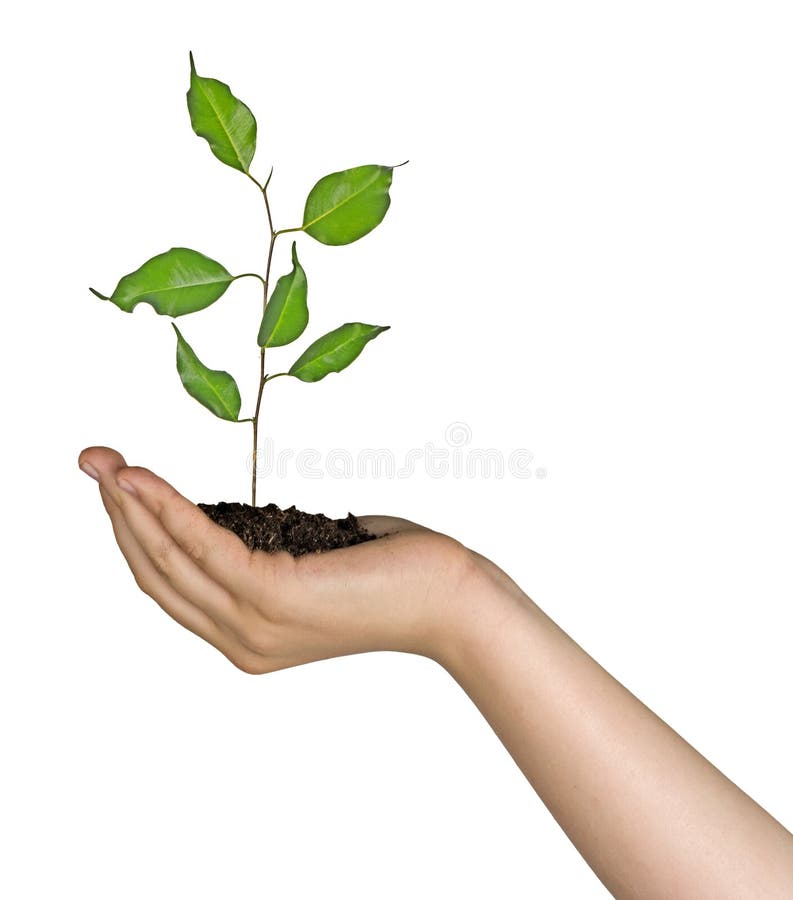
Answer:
79;446;472;673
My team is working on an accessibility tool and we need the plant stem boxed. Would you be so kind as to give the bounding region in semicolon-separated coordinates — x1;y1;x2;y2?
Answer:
248;168;305;506
251;232;274;506
251;341;266;505
251;173;301;505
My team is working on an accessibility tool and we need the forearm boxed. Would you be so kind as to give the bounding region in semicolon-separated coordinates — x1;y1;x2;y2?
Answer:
78;446;793;896
437;556;793;899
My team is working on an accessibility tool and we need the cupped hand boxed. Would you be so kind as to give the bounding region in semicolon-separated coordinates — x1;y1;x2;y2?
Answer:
78;447;475;673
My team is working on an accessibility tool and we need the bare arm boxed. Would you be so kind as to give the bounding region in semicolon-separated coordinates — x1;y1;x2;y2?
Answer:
437;556;793;899
79;446;793;899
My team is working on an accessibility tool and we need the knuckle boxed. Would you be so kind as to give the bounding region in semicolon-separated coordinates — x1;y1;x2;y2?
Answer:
253;593;288;629
234;616;279;658
228;651;269;676
183;539;204;563
151;538;175;577
227;600;282;658
132;571;156;597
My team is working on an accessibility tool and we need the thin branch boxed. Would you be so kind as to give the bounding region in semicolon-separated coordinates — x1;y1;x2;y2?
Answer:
251;171;283;506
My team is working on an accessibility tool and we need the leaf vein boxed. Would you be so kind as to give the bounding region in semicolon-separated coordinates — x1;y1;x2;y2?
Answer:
195;80;247;171
303;170;383;231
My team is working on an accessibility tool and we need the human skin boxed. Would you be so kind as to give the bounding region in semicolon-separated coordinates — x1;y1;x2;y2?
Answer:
78;446;793;899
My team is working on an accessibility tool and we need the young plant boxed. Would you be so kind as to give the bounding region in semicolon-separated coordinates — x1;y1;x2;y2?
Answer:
90;53;404;506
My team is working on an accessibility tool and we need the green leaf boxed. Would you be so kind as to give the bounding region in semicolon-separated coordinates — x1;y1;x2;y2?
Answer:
288;322;390;383
257;242;309;348
89;247;234;317
302;164;399;245
186;52;257;173
173;324;242;421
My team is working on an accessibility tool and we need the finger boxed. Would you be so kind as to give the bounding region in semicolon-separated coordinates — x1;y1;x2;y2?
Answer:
94;468;240;630
98;484;223;647
109;466;263;593
79;445;129;476
99;487;267;672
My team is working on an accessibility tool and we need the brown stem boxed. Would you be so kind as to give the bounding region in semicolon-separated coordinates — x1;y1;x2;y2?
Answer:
251;349;267;505
251;182;279;506
248;169;305;505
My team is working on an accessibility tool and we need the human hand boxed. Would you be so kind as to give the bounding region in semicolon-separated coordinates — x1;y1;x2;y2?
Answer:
78;446;477;673
78;450;793;899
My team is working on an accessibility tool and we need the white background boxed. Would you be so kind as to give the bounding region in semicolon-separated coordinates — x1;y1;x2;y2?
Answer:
2;1;792;896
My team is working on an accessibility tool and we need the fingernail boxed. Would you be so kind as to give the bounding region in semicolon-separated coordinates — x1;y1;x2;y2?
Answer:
80;462;100;482
117;478;138;497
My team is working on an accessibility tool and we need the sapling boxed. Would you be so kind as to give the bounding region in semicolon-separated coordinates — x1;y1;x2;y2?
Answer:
90;53;404;528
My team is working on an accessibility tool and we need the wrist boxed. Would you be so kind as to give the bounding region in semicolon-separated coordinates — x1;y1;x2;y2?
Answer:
428;545;535;674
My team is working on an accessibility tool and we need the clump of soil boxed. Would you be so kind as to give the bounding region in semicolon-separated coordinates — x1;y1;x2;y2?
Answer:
198;501;375;557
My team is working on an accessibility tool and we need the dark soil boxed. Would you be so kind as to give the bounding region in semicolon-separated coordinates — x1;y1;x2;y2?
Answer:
198;501;376;557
